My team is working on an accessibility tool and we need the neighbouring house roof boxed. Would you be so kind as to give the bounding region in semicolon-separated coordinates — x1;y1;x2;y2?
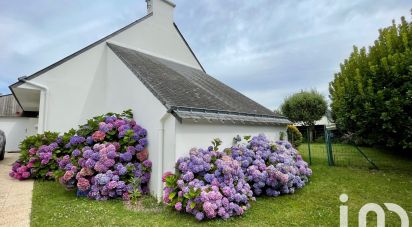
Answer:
0;94;23;117
108;43;290;126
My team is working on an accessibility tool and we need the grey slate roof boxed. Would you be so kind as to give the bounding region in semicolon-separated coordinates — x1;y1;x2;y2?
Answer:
0;94;23;117
108;43;290;126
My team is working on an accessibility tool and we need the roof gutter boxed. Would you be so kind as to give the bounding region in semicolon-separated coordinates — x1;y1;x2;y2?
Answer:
18;76;48;133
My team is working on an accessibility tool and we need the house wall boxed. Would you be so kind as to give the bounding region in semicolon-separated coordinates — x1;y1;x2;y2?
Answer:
0;117;38;151
162;114;177;173
110;9;202;70
21;11;202;134
172;122;286;169
10;10;204;199
27;43;108;133
106;48;168;199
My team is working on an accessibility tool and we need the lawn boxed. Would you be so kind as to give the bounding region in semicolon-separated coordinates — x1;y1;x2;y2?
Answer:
31;144;412;226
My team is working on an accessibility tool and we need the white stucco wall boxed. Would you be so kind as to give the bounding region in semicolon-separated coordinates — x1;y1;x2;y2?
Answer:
0;117;38;151
15;8;202;134
106;48;168;199
110;3;202;70
25;43;108;133
162;114;177;173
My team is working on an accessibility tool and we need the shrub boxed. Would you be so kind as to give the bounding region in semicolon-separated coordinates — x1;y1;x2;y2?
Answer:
163;135;312;221
57;111;151;201
9;132;68;180
279;131;286;140
231;134;311;196
280;90;327;127
329;15;412;150
162;146;254;221
287;125;303;147
10;110;152;201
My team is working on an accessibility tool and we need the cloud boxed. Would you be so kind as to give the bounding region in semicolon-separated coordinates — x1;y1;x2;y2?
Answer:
174;0;411;109
0;0;144;94
0;0;411;110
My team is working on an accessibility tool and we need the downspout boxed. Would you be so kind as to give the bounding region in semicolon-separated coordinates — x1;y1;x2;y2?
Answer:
157;112;170;201
18;77;49;133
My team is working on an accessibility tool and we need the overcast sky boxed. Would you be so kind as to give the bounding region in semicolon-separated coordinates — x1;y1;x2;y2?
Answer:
0;0;410;110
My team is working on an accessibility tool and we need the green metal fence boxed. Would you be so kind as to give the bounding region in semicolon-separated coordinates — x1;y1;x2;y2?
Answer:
298;143;382;169
297;130;412;172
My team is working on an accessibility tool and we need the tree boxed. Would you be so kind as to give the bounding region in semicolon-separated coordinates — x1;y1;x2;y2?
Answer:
329;14;412;151
281;90;327;127
287;125;303;148
281;90;327;164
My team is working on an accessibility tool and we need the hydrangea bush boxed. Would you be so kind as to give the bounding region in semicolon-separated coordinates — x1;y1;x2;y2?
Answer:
163;134;312;221
10;110;152;201
57;111;151;200
9;132;69;180
231;134;312;196
163;145;254;221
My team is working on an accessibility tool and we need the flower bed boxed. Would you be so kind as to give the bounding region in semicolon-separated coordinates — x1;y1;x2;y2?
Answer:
163;135;312;221
232;134;312;196
9;132;68;180
58;112;151;200
163;146;254;220
10;110;152;201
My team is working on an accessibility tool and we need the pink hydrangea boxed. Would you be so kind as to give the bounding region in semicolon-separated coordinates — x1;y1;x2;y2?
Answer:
77;177;90;191
137;149;148;162
175;202;183;211
29;148;37;155
79;168;94;177
21;172;30;179
26;162;34;168
92;131;106;142
63;170;75;182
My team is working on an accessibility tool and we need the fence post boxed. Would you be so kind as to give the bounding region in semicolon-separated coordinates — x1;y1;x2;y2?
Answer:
328;130;334;166
324;127;330;165
307;127;312;165
324;127;334;166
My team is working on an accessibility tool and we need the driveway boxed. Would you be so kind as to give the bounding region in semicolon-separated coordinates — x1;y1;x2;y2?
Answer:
0;153;33;227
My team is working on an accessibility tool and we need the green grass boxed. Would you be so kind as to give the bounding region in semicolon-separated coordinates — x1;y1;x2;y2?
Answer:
299;143;412;171
31;145;412;227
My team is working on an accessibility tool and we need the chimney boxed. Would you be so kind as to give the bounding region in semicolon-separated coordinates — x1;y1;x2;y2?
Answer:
146;0;175;22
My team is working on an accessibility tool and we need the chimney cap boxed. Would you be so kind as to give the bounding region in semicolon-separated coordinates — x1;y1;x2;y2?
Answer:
160;0;175;7
145;0;176;18
146;0;176;12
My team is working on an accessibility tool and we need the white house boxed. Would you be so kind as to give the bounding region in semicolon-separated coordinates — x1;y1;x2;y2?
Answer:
5;0;290;198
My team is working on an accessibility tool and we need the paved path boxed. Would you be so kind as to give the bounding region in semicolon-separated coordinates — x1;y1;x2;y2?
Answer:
0;153;33;227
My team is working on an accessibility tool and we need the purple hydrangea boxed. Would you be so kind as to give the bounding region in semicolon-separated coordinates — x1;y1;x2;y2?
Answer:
163;135;311;221
54;113;151;201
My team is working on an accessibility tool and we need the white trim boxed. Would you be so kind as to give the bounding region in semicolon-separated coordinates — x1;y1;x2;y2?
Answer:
19;78;48;133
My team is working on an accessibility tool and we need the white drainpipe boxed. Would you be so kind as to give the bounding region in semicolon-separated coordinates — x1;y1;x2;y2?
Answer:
18;77;49;133
157;112;170;201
